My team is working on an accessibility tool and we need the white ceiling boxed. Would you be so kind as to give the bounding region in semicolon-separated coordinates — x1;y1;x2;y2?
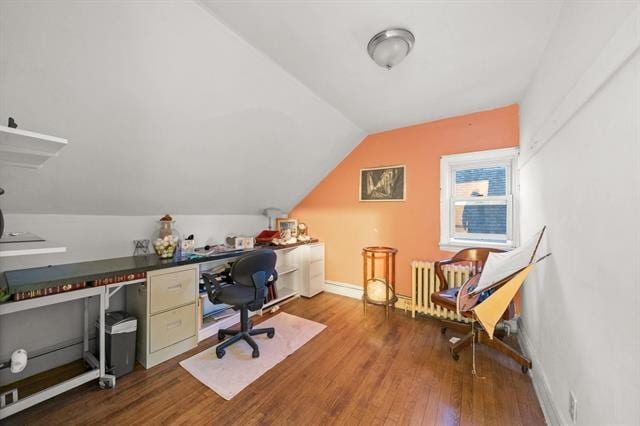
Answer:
0;1;564;217
202;1;563;133
0;1;364;215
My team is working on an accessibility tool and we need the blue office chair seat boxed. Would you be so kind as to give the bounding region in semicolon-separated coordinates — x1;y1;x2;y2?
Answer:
202;250;277;359
216;285;257;307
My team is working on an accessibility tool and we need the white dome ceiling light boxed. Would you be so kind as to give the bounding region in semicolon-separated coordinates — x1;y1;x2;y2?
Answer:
367;28;415;70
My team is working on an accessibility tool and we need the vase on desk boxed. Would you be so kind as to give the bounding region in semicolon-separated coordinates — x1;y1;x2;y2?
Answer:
152;215;180;258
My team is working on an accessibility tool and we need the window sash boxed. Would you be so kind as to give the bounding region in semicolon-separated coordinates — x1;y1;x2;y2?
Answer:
449;196;513;242
439;148;519;250
451;162;511;198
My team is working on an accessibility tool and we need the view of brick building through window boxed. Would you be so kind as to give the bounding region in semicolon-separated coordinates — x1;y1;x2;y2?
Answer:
454;166;508;241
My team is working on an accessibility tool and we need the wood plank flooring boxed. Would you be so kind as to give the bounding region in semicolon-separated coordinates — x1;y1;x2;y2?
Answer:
2;293;545;425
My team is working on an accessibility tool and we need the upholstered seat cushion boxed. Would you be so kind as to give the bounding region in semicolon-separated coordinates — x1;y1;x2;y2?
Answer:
216;285;261;306
430;289;474;319
430;290;457;311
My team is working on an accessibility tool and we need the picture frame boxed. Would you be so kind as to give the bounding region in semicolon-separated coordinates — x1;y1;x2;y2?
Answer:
359;165;406;202
275;218;298;235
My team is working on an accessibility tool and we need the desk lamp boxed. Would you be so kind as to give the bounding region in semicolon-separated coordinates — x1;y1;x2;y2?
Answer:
263;208;284;230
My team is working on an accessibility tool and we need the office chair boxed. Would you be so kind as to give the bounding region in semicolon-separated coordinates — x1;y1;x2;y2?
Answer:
431;247;531;373
202;250;277;359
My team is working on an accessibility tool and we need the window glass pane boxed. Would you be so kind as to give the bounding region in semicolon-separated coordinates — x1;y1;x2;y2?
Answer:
453;201;507;241
455;166;507;197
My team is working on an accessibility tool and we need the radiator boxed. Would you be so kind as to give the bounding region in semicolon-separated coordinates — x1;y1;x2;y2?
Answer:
410;261;472;323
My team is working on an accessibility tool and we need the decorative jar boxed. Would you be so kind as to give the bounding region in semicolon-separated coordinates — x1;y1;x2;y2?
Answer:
153;215;180;258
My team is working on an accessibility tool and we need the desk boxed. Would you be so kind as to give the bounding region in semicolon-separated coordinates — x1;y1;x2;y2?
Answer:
0;242;324;417
0;286;110;420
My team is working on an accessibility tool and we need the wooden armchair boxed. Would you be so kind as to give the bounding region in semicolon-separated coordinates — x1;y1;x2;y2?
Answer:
431;247;531;373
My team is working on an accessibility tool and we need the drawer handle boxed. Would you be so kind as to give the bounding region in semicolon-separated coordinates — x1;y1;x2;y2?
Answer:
166;320;182;330
167;283;183;291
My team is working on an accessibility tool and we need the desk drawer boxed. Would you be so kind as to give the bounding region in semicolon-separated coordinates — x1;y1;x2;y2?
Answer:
309;244;324;262
149;269;196;314
149;304;196;353
309;260;324;279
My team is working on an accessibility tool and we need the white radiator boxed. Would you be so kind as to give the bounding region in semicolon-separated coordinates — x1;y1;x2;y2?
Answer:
410;261;472;323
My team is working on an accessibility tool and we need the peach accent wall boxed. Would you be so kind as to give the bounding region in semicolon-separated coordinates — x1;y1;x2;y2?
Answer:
291;104;519;296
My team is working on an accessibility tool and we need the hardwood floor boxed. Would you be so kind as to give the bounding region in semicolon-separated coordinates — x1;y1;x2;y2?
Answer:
2;293;545;425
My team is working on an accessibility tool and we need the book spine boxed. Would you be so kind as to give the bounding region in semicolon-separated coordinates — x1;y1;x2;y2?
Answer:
90;271;146;287
13;282;86;301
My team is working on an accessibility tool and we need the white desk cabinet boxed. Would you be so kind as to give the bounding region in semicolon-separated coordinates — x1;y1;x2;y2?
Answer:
127;264;199;368
299;243;325;298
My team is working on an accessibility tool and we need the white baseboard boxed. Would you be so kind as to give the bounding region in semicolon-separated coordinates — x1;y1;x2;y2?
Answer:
518;321;563;426
323;281;412;312
323;280;363;299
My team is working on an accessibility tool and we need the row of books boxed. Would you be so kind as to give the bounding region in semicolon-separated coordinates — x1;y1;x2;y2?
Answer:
13;271;148;301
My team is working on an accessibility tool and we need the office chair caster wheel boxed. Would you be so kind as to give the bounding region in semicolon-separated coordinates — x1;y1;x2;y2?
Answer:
218;331;226;341
216;348;225;359
521;366;529;374
252;350;260;358
267;330;275;338
440;327;447;335
451;352;460;361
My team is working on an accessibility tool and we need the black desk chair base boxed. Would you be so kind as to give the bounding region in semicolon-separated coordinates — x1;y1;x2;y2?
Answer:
216;303;275;359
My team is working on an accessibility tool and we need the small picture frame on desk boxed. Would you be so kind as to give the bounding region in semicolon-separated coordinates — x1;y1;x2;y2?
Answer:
275;218;298;236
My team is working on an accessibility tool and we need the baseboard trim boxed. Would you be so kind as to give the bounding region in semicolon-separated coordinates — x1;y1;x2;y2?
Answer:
518;321;563;426
323;280;363;299
323;281;411;311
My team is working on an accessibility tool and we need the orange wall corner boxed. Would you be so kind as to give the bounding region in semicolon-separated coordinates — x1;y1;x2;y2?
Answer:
291;104;519;296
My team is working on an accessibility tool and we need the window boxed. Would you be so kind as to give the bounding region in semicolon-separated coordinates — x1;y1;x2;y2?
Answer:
440;148;519;251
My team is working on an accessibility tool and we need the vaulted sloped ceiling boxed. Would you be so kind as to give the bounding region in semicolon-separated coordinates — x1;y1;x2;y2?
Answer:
0;1;364;215
0;1;562;216
202;1;562;133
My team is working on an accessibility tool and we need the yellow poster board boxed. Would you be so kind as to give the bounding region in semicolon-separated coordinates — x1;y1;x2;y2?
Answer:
472;265;534;339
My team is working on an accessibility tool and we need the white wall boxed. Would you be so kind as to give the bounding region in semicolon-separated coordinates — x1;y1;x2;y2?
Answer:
0;0;364;216
0;213;266;271
518;2;640;425
0;213;266;384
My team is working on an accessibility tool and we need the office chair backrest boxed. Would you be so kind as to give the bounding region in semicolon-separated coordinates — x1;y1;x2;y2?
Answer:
231;249;277;288
231;250;277;310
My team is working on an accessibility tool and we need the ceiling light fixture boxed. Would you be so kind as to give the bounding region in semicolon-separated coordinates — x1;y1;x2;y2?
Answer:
367;28;415;70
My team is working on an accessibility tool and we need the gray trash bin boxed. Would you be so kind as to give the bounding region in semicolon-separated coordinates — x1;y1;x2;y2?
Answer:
96;311;137;378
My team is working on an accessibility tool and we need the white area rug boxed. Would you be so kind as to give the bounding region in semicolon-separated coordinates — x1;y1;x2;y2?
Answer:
180;312;326;400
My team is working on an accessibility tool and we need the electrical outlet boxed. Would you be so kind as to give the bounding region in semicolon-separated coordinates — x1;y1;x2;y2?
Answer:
569;391;578;424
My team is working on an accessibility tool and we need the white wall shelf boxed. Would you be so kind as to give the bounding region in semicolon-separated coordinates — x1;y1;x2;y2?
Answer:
0;241;67;257
0;125;68;168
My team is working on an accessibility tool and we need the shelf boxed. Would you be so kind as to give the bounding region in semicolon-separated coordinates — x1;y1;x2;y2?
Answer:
263;287;298;310
277;264;297;276
197;288;298;341
199;310;242;342
0;125;68;168
0;241;66;257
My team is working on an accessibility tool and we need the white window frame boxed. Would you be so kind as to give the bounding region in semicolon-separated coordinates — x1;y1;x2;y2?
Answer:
439;147;519;252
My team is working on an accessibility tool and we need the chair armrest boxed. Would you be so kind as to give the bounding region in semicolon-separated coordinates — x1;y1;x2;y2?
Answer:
434;258;454;293
202;273;223;304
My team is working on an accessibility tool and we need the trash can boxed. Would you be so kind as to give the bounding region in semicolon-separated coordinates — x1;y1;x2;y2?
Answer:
96;311;137;378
